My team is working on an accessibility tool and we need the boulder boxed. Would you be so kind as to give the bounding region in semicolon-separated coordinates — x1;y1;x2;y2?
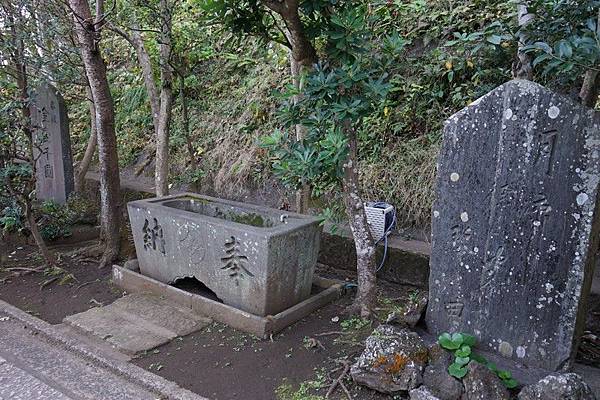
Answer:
350;325;428;394
386;292;429;328
410;386;442;400
422;344;463;400
518;373;596;400
462;361;510;400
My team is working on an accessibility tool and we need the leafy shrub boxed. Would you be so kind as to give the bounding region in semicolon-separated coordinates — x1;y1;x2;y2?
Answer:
438;332;518;389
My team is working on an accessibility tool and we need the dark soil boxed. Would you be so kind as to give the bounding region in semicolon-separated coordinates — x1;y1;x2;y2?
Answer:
0;242;121;324
2;240;600;400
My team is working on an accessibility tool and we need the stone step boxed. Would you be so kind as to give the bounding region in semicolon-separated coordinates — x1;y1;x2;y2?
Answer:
0;299;206;400
64;293;211;356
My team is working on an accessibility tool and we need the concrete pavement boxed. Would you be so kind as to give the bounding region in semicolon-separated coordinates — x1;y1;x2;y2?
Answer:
0;299;207;400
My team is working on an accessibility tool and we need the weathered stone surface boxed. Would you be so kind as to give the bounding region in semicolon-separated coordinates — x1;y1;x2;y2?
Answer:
422;344;463;400
350;325;428;393
426;79;600;370
29;83;74;204
64;294;211;355
518;373;597;400
462;361;510;400
123;259;140;272
128;193;322;316
410;386;442;400
387;291;428;328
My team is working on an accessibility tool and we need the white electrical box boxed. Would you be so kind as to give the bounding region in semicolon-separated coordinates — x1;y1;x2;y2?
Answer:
365;203;395;240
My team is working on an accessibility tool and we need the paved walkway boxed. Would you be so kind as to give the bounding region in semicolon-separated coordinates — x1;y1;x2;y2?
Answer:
0;300;206;400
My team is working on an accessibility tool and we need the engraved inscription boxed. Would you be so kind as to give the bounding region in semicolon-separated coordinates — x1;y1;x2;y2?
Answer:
221;236;253;285
142;217;166;254
534;130;558;175
445;302;464;318
451;224;472;253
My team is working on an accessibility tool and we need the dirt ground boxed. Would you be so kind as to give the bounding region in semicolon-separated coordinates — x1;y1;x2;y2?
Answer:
1;240;599;400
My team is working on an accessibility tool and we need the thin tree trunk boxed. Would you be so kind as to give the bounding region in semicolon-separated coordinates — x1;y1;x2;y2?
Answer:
579;70;600;108
513;3;534;80
342;121;377;318
155;0;174;197
179;73;197;170
131;29;160;132
69;0;122;267
25;201;56;265
290;55;310;213
75;84;98;192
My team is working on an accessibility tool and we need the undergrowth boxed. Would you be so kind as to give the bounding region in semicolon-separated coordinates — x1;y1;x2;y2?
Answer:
65;0;516;229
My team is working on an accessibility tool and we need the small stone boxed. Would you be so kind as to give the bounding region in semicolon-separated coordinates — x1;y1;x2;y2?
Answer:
462;361;510;400
422;344;463;400
387;292;428;329
123;259;140;272
350;325;428;394
518;373;596;400
410;386;442;400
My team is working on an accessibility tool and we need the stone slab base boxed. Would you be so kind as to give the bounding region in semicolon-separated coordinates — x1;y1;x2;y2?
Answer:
112;265;345;338
64;293;212;356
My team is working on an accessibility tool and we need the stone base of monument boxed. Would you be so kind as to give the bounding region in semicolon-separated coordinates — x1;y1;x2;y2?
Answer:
112;265;344;338
415;328;600;396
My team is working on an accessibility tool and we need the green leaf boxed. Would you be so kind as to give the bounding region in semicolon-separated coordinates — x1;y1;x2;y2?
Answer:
456;345;472;357
471;353;487;364
455;356;470;366
497;370;511;380
439;333;461;350
448;363;468;379
486;35;502;45
503;378;518;389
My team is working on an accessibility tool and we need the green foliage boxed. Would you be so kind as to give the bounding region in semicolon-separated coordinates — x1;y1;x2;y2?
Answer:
261;4;393;216
275;371;327;400
438;332;518;389
340;316;371;331
38;196;97;241
0;202;23;234
522;0;600;86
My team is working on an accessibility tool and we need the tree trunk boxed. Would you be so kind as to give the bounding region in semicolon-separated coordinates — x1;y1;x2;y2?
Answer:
130;29;161;132
69;0;122;267
155;0;174;197
579;70;600;108
25;201;56;266
179;73;197;170
263;0;317;69
75;84;98;192
513;3;534;80
342;121;377;318
290;55;311;213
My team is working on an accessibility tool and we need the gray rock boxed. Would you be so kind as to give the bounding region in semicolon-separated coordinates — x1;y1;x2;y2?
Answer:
518;373;597;400
410;386;442;400
350;325;428;394
462;361;510;400
123;259;140;272
422;344;463;400
29;83;74;204
387;291;428;328
426;79;600;370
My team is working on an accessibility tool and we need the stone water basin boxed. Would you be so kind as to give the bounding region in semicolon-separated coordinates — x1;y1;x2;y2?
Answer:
127;193;322;316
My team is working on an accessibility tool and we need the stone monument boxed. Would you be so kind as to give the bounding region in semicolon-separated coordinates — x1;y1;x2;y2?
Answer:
426;79;600;371
29;83;74;204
